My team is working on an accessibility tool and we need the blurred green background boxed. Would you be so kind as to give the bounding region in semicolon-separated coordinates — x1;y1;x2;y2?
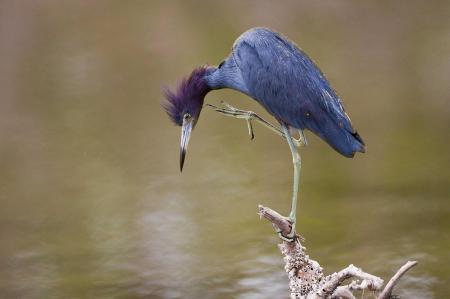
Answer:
0;1;449;298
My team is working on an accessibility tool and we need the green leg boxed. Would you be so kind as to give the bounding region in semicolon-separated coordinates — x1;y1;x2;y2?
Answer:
207;101;306;242
281;125;302;240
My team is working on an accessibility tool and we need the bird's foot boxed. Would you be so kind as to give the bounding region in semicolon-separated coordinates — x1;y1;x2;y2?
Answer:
274;216;297;242
296;130;308;148
206;101;307;148
206;101;257;139
276;228;296;242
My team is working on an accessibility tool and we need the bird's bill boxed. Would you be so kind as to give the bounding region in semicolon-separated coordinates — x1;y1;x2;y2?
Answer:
180;118;193;172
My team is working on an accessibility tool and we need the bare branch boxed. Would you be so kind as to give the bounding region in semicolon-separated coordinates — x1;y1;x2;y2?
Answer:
257;205;416;299
259;205;323;297
331;286;356;299
258;205;292;236
310;264;383;298
377;261;418;299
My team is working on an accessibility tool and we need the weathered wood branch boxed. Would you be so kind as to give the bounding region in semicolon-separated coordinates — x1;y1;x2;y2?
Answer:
258;205;293;237
313;264;383;298
378;261;418;299
258;205;417;299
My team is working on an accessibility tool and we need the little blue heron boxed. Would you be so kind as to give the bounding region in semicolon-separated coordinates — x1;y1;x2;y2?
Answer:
163;27;365;241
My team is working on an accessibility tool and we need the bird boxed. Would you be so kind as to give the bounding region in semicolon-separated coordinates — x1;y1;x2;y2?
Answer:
163;27;365;241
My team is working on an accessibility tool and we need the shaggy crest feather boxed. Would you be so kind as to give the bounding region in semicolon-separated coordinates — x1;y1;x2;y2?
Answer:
163;66;211;126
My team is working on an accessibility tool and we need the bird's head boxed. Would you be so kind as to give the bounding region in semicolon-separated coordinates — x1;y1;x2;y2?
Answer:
163;66;213;171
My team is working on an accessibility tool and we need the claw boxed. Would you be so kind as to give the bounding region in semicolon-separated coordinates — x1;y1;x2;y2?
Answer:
220;100;237;111
207;101;258;139
246;119;254;140
205;103;221;111
206;104;239;116
272;216;296;242
275;227;296;242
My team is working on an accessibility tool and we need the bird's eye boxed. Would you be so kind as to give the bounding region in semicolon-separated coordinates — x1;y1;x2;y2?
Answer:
218;61;225;68
183;113;191;120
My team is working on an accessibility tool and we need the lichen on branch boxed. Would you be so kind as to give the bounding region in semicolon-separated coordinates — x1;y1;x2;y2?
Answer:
258;205;417;299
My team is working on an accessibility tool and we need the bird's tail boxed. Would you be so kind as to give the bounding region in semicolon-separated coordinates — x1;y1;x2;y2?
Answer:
329;126;365;158
306;114;365;158
327;130;365;158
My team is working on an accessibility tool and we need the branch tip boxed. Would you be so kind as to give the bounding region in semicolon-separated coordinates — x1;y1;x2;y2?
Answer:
377;261;418;299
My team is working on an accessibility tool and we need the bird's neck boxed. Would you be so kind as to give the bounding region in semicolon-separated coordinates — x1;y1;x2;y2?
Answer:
203;60;249;95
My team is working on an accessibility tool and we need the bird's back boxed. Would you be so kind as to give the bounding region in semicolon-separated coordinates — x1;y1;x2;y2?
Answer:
221;28;365;157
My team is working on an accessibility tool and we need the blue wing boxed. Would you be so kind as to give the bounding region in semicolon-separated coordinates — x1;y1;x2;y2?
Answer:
230;28;365;157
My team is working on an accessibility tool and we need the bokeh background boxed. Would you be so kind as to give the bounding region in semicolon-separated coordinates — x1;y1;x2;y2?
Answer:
0;1;449;298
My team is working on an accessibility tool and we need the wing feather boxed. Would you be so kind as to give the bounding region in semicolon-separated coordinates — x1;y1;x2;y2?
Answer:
232;28;356;135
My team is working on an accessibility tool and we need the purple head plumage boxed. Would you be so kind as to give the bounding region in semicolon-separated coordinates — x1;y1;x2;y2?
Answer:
163;66;213;171
163;66;212;126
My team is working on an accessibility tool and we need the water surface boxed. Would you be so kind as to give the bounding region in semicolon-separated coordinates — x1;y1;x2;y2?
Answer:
0;1;449;298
